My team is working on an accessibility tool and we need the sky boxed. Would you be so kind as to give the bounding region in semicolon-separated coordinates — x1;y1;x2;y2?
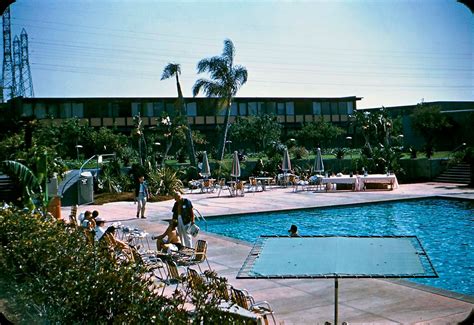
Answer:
4;0;473;109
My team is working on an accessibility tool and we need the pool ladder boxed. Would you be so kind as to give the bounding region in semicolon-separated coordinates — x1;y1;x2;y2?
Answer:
193;208;207;231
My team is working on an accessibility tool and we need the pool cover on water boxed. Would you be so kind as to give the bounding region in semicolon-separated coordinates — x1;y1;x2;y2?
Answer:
238;236;438;279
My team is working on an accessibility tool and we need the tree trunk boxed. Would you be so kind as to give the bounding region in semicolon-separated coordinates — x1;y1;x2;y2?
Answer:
176;76;196;167
161;136;174;168
218;100;232;161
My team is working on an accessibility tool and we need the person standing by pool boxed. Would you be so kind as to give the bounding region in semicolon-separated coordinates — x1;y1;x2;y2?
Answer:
171;192;195;248
134;175;150;219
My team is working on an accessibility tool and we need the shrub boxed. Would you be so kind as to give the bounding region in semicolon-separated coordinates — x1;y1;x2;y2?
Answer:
0;207;253;323
149;167;184;196
291;146;309;160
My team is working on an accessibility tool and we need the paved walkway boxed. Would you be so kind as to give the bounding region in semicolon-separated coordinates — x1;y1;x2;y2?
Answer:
62;182;474;324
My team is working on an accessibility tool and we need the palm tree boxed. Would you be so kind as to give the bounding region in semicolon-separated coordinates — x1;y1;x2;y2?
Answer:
193;39;248;161
161;63;197;167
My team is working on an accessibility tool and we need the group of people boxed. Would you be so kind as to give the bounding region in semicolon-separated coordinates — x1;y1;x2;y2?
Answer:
79;180;197;255
77;208;136;261
153;192;196;252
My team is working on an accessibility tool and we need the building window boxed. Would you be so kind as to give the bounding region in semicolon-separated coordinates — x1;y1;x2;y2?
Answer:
312;102;321;115
72;103;84;117
347;102;354;115
47;104;59;117
35;103;46;118
338;102;347;115
186;102;197;116
322;102;330;115
144;103;154;117
248;102;258;115
230;102;238;116
165;103;174;113
22;103;33;116
330;102;338;116
107;103;120;117
286;102;295;115
131;102;141;116
153;102;164;116
60;103;72;118
239;103;247;116
267;102;276;114
277;103;285;115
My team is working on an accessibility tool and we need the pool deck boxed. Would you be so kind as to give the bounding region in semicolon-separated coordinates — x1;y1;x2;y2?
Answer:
62;182;474;324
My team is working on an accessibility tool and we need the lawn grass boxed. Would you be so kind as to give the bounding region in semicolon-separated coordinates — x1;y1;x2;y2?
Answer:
94;192;172;205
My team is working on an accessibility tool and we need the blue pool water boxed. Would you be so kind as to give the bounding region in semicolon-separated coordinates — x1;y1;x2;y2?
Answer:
198;198;474;296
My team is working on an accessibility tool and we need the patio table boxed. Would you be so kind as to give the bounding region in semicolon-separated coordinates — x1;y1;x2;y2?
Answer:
321;175;357;191
255;177;273;191
357;174;399;191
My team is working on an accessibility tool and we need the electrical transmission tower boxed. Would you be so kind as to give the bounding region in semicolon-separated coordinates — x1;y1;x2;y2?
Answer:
1;7;14;102
20;29;33;97
13;34;22;96
1;9;34;102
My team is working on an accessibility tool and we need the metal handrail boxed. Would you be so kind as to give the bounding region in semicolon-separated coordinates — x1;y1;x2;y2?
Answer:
193;208;207;231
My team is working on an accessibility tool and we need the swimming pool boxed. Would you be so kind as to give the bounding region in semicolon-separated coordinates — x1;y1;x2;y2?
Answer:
198;198;474;296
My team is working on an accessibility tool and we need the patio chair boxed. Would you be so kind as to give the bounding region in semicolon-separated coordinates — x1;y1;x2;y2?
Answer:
137;251;166;280
217;178;232;197
68;205;79;227
247;177;262;192
162;259;187;295
231;287;276;324
186;267;208;291
176;239;212;273
188;179;202;193
201;178;215;193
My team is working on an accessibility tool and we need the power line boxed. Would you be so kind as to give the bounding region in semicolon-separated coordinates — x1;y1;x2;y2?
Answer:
12;17;471;58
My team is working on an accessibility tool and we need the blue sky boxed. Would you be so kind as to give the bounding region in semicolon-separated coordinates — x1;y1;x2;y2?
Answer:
5;0;473;108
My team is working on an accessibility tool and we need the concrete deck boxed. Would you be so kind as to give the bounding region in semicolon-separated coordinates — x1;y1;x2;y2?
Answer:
62;182;474;324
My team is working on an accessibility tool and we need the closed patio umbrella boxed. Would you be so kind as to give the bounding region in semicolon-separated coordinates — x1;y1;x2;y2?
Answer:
281;148;292;186
230;151;241;180
314;148;324;174
201;151;211;178
282;148;292;173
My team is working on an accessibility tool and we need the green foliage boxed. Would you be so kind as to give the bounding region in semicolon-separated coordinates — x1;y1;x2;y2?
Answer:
0;207;251;324
0;132;23;161
33;118;128;161
149;167;184;196
411;104;451;151
353;108;404;175
291;146;309;160
229;114;282;153
97;161;122;193
1;160;42;210
290;120;344;150
332;147;346;159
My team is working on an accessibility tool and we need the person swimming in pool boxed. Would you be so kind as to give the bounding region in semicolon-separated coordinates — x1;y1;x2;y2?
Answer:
288;224;299;237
